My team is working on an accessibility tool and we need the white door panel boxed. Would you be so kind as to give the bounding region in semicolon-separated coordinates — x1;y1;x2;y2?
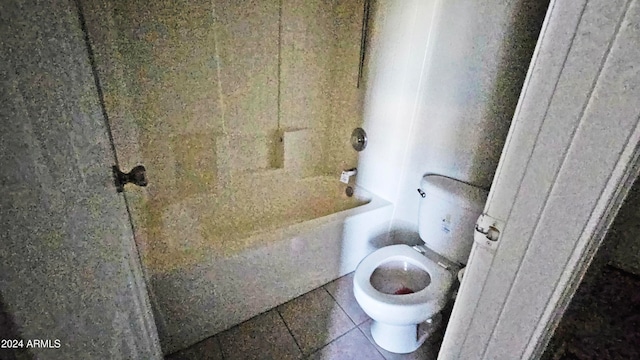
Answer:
440;0;640;358
0;0;162;358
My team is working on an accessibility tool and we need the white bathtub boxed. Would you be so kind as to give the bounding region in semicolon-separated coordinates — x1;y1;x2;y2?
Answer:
146;183;392;354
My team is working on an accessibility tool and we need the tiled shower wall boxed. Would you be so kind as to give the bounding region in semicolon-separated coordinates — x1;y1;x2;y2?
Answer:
83;0;363;177
80;0;364;269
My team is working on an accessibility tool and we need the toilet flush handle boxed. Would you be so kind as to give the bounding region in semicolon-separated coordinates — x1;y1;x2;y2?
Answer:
417;188;426;198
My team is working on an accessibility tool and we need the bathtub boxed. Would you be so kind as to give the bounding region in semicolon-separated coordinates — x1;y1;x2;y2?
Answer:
143;177;393;354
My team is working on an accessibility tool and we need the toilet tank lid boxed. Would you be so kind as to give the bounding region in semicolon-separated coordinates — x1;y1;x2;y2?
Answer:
420;175;488;211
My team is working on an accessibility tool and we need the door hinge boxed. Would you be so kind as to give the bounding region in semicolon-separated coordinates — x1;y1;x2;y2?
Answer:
474;213;505;252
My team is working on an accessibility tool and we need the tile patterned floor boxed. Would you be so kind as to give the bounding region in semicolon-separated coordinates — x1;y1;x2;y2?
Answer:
166;272;441;360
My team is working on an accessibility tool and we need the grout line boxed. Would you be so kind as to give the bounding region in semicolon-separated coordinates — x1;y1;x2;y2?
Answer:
324;273;370;326
170;276;358;358
213;276;359;358
279;280;358;357
322;286;358;328
210;0;226;135
216;309;272;336
355;325;389;360
216;336;226;360
165;334;223;359
276;308;304;356
277;0;282;131
306;327;362;359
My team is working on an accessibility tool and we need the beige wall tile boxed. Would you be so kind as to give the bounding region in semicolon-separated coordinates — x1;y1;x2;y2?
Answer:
214;0;279;135
172;131;217;196
284;129;322;177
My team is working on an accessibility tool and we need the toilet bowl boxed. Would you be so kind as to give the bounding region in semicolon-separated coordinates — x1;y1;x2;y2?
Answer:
353;175;488;354
353;244;455;353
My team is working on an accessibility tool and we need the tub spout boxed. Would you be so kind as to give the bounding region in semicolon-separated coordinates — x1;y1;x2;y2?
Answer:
340;168;357;184
344;167;357;176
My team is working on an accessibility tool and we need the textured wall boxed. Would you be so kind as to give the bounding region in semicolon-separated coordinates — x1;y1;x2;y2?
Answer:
0;0;161;358
357;0;548;236
357;0;439;205
391;0;549;232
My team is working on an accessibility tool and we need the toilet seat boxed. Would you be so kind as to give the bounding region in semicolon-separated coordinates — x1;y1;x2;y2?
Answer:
354;244;455;325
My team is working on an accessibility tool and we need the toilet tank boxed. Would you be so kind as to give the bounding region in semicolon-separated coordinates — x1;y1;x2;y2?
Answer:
418;175;488;265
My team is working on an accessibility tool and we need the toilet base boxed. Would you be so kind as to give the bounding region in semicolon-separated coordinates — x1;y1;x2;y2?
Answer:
370;320;428;354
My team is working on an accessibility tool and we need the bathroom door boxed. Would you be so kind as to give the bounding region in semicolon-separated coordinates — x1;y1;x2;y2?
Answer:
440;0;640;358
0;0;162;358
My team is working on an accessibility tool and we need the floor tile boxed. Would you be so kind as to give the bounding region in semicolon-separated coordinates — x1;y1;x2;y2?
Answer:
218;309;303;360
324;272;369;325
358;319;438;360
165;336;223;360
308;327;386;360
278;288;355;355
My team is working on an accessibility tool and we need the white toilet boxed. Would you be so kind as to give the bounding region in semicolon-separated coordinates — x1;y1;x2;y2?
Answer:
353;175;488;354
